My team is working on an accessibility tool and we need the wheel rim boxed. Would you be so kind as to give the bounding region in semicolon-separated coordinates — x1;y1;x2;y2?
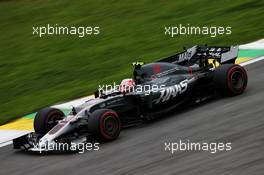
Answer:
230;70;244;91
103;115;119;136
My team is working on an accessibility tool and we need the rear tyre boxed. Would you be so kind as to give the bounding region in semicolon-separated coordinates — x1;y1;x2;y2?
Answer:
34;107;65;135
88;109;121;142
213;64;247;96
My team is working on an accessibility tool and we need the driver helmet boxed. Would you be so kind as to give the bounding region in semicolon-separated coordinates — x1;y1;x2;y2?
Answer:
120;78;135;93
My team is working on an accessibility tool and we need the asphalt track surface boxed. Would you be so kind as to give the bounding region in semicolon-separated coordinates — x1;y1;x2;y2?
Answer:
0;61;264;175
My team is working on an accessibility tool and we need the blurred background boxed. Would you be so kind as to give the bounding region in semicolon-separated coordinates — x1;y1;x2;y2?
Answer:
0;0;263;124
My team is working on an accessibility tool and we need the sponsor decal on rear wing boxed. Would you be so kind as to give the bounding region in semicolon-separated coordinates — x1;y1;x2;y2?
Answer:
158;45;239;65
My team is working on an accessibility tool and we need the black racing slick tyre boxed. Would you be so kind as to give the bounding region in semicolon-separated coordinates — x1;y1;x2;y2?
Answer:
213;64;247;96
88;109;121;142
34;107;65;135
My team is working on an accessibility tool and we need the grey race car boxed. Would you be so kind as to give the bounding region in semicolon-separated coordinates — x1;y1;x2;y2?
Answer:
13;45;248;152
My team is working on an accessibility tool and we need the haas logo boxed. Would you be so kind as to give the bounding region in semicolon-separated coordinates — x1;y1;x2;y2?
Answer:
155;80;188;104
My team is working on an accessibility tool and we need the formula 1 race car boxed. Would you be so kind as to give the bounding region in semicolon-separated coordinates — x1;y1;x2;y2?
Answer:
13;45;248;152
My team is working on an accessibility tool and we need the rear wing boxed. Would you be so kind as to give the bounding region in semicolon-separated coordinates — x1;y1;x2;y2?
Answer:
157;45;239;65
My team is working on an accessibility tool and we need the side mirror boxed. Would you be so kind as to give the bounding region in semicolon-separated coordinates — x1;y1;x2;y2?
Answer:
94;90;99;98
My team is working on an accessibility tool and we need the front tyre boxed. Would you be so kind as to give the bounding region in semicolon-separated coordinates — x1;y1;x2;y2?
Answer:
88;109;121;142
34;107;65;135
213;64;248;96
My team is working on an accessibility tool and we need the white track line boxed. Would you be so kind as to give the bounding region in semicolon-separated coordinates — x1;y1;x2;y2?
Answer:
239;39;264;50
0;141;12;147
240;56;264;66
0;130;31;147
